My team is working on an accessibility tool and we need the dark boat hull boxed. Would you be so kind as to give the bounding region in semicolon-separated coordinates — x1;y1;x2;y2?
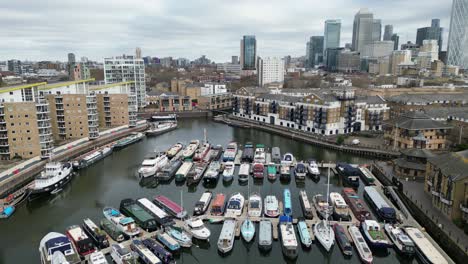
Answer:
28;172;73;201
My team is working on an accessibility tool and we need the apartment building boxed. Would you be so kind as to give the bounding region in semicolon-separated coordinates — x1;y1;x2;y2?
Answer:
425;150;468;222
146;91;192;112
0;83;53;160
384;111;451;150
198;93;232;110
91;81;138;128
104;54;146;108
233;87;389;135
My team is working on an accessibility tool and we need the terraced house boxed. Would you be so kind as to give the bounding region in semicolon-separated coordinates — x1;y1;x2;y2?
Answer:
233;87;389;135
424;150;468;223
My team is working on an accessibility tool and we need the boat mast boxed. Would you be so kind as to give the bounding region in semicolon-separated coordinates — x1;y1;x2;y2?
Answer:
326;166;330;239
204;128;207;144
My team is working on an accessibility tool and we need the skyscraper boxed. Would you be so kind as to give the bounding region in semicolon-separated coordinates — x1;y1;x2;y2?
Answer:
447;0;468;69
383;25;393;41
352;9;374;52
257;57;285;87
372;19;382;41
391;34;400;50
307;36;324;67
416;19;443;52
240;35;257;70
68;53;76;64
324;20;341;52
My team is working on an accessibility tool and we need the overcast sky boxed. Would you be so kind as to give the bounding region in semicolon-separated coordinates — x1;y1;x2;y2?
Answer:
0;0;452;62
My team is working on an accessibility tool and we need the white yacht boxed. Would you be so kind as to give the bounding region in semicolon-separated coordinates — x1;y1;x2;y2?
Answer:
281;153;295;166
225;192;245;217
29;162;73;200
138;153;169;178
182;140;200;159
103;207;140;237
264;195;280;218
253;144;266;164
185;217;211;240
384;224;415;256
238;163;250;182
248;193;262;217
307;159;320;176
222;142;238;162
110;243;134;264
314;167;335;252
223;161;235;181
39;232;81;264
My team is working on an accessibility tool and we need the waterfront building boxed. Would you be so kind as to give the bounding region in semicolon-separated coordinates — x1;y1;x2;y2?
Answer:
425;150;468;223
0;82;53;160
324;20;341;60
352;9;375;53
104;54;146;108
258;57;285;87
383;111;451;150
198;93;233;110
447;0;468;69
233;87;389;135
202;83;227;96
170;78;193;96
240;35;257;71
306;36;324;68
393;149;435;181
146;91;192;112
416;19;443;53
383;25;393;41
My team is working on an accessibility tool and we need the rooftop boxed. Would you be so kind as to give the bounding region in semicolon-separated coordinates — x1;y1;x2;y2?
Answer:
40;78;95;90
0;82;47;94
428;150;468;181
387;93;468;104
400;148;435;159
425;107;468;121
89;81;134;91
393;111;452;130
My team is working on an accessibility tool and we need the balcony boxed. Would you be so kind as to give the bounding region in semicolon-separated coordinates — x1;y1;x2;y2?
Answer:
0;126;7;132
426;180;433;186
431;191;440;197
460;203;468;214
440;196;453;205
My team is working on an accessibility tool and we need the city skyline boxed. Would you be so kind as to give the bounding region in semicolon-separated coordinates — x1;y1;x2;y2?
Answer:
0;0;452;62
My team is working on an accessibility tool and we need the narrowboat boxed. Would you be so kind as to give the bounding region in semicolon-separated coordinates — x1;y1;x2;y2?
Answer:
384;224;415;256
186;162;208;186
153;195;187;219
193;142;210;161
137;198;174;227
222;161;235;181
210;193;227;216
130;239;161;264
342;188;371;222
364;186;396;223
193;191;213;215
283;189;292;217
156;232;180;252
175;161;193;182
203;161;221;184
348;226;373;264
333;223;353;256
225;192;245;217
405;227;448;264
271;146;281;163
258;220;272;251
252;163;264;179
146;122;177;137
181;140;199;159
294;162;307;180
66;225;95;257
241;142;254;162
218;219;236;253
329;192;351;221
82;218;109;249
110;243;134;264
166;143;184;159
238;163;250;182
299;190;313;219
100;218;126;242
222;142;238;162
253;144;266;164
336;162;360;188
297;219;312;247
358;166;376;186
267;163;277;180
360;220;391;248
113;132;144;150
264;195;280;218
279;216;298;259
156;159;182;181
120;198;158;231
39;232;81;264
72;146;112;169
151;114;177;121
142;238;176;264
103;207;140;237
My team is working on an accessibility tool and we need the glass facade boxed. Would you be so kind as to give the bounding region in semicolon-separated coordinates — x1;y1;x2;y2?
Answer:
307;36;324;67
416;19;443;52
447;0;468;69
324;20;341;52
241;35;257;70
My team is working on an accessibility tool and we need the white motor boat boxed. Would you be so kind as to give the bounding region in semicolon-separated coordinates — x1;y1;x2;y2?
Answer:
39;232;81;264
281;153;295;166
185;218;211;240
225;192;245;217
307;159;320;176
264;195;280;218
223;161;235;181
248;193;262;217
138;153;169;178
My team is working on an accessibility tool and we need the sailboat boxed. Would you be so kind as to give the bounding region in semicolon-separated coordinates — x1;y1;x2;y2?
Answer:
241;178;255;242
313;166;335;251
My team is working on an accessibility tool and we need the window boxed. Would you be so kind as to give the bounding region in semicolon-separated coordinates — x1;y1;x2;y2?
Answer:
9;92;13;95
25;115;28;118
